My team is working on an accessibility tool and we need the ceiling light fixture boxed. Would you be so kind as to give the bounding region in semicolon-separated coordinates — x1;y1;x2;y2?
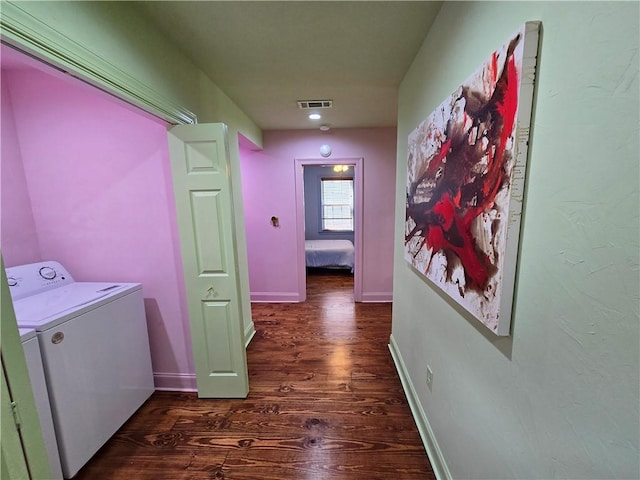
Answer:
308;113;321;120
319;124;330;132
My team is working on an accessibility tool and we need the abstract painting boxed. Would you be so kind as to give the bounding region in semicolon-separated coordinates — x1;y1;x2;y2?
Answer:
405;22;540;335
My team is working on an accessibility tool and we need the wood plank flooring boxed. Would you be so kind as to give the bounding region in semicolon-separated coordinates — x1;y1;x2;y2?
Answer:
75;271;434;479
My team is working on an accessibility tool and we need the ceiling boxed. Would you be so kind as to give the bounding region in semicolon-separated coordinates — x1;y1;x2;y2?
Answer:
133;1;443;131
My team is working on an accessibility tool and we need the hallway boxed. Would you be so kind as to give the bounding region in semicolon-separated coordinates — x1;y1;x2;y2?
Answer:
76;272;434;479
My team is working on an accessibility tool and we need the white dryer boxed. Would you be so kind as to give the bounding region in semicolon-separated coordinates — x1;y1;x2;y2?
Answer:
7;261;155;479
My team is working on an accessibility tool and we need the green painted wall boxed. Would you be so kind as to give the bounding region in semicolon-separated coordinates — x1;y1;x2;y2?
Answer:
393;2;639;479
6;1;262;147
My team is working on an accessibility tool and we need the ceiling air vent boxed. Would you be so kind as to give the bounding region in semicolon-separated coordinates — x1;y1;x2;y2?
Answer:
297;100;332;109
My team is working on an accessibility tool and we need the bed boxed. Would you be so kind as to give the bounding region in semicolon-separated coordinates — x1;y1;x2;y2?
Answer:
305;239;355;271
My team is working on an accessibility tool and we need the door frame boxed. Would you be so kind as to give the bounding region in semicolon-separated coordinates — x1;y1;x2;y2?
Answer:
0;6;252;396
294;157;363;302
0;3;197;125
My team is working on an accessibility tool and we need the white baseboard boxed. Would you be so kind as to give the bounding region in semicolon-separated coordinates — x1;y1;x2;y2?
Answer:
251;291;392;303
360;292;393;303
250;292;302;302
153;372;197;392
244;321;256;347
388;334;452;480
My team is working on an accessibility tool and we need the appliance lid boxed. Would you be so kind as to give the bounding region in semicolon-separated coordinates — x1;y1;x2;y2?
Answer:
18;327;37;342
12;282;140;328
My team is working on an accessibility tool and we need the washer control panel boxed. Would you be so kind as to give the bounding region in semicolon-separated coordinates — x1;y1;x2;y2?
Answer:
5;261;75;300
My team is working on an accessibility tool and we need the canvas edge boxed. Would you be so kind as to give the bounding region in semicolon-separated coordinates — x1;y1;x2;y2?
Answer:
496;21;542;336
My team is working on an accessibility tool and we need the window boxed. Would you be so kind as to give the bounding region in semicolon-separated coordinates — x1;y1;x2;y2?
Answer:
321;178;354;231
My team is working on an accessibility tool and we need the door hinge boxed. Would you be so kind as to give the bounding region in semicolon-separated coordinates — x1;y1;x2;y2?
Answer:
10;401;22;429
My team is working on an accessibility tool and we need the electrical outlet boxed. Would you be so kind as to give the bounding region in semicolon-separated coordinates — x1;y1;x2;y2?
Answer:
426;365;433;391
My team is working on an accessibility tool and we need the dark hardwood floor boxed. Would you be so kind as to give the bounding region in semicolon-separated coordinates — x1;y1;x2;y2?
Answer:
75;271;434;479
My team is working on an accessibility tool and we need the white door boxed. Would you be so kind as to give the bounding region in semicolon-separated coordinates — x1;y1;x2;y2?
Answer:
167;124;249;398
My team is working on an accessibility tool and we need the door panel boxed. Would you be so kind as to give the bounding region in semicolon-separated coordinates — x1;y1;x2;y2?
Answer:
191;191;226;274
202;301;234;372
185;141;221;173
168;124;249;398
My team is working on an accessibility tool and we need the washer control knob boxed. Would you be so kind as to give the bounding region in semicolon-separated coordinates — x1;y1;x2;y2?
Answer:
39;266;57;280
7;277;17;287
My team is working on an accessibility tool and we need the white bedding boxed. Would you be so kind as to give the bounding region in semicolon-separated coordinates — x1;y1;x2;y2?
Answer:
305;239;354;269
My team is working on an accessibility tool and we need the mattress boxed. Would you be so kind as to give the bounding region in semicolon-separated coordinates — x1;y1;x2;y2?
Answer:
305;239;354;269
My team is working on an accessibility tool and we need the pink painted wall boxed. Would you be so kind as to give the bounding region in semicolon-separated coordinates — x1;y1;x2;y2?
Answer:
240;128;397;301
1;75;41;265
1;66;195;390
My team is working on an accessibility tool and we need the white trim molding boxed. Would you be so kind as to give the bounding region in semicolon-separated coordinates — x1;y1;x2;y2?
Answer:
294;157;364;302
0;1;197;125
361;292;393;303
153;373;197;392
388;334;452;480
244;321;256;348
250;292;303;303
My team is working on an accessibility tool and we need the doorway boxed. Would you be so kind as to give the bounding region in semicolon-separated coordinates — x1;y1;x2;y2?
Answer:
0;44;243;394
294;158;363;302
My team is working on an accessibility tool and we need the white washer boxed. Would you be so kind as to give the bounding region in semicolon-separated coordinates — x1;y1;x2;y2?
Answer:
19;327;64;479
7;261;155;479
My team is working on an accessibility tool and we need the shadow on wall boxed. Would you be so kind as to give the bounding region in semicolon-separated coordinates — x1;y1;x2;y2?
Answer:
407;262;514;359
143;298;178;373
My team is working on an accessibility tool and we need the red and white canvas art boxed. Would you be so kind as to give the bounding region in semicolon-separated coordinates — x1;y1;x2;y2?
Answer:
405;22;540;335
